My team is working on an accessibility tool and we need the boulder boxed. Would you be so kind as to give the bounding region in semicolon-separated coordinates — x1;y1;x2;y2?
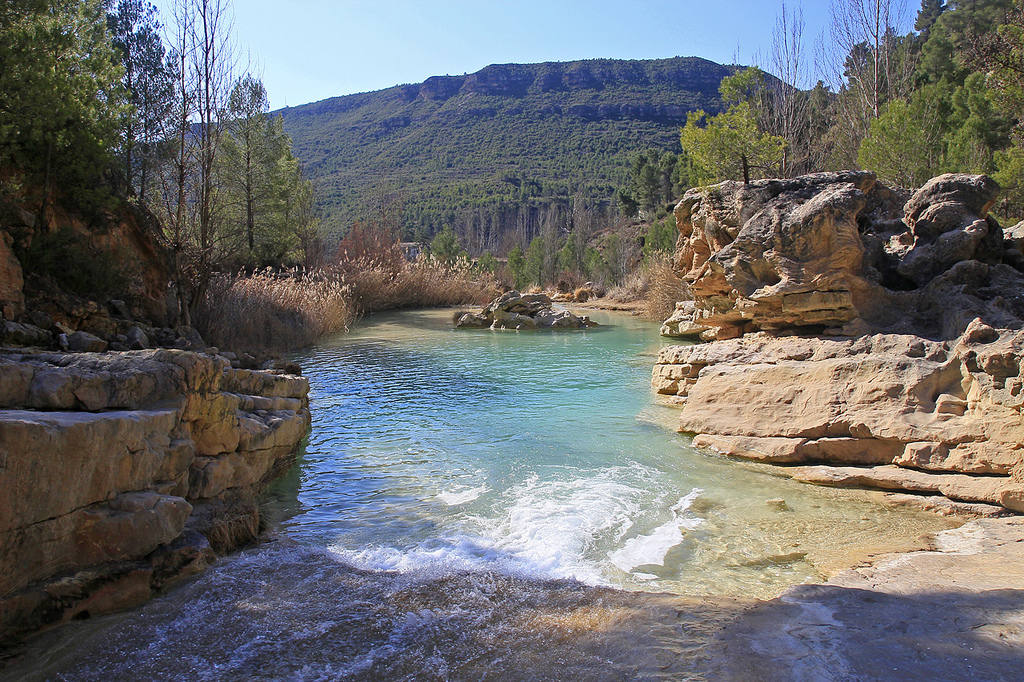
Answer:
126;325;150;350
455;290;598;330
67;330;108;352
3;321;52;347
663;172;1024;341
655;172;1024;512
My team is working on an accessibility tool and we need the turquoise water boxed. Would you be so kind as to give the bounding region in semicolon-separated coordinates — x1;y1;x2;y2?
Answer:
266;308;950;595
10;308;955;680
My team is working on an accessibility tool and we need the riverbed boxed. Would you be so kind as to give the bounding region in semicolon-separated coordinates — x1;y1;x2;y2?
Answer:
7;309;957;680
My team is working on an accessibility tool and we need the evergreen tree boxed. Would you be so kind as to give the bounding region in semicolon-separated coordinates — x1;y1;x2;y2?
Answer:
430;225;464;263
107;0;173;203
507;246;527;289
680;103;786;184
915;0;946;41
0;0;127;216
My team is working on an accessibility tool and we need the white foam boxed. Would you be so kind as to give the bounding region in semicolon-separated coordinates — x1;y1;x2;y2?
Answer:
331;465;672;585
608;489;703;574
435;484;488;506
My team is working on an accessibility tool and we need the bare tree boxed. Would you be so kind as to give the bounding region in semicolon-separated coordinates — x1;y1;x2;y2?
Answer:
159;0;196;325
821;0;915;166
766;2;810;176
155;0;234;323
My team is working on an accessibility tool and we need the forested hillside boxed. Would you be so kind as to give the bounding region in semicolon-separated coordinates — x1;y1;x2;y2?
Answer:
278;57;737;250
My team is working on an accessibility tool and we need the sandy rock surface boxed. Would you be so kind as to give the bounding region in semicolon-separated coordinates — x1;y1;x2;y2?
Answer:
0;349;310;646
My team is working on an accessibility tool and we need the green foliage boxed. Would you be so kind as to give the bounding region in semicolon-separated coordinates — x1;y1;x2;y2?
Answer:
18;226;128;298
857;89;949;188
430;225;465;263
995;146;1024;220
524;236;545;286
278;57;734;243
0;0;128;207
476;251;498;273
507;246;527;289
106;0;173;202
217;75;317;268
617;149;689;218
642;215;678;260
680;103;786;184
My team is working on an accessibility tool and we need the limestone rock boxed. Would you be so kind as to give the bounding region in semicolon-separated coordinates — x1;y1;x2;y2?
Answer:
454;290;598;330
662;171;1024;341
2;321;51;347
126;325;149;350
0;348;311;645
655;315;1024;512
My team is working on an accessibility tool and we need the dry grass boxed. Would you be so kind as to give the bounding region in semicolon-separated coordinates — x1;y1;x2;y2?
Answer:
196;268;353;353
607;267;650;303
342;254;499;313
603;254;688;321
195;255;499;354
643;254;689;321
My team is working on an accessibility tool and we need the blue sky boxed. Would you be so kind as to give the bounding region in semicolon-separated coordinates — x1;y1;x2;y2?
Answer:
152;0;846;109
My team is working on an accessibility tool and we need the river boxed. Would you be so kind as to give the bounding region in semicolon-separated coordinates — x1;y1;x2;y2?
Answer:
9;309;955;680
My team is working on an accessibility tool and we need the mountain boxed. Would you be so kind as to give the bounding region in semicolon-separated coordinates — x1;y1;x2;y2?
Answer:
277;56;738;251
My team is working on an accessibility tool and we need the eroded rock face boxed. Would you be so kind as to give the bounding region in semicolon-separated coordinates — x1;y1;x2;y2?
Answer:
0;230;24;320
656;172;1024;512
455;291;598;330
654;319;1024;511
666;172;1024;341
0;349;310;646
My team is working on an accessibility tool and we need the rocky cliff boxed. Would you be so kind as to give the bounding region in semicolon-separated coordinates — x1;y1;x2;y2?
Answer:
654;172;1024;514
0;192;312;648
0;349;310;647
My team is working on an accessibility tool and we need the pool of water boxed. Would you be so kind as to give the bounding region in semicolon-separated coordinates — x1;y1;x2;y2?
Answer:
8;308;957;680
267;308;952;595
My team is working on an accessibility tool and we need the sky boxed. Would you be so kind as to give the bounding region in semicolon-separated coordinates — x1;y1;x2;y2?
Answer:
151;0;848;110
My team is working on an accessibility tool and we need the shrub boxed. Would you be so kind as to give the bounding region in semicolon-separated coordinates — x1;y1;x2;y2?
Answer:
643;253;688;321
195;268;352;353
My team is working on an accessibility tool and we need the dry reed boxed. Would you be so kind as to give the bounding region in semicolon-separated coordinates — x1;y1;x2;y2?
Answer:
196;268;352;353
196;255;498;354
643;254;689;321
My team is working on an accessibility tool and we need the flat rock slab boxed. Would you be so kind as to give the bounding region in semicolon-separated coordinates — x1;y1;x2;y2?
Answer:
712;517;1024;681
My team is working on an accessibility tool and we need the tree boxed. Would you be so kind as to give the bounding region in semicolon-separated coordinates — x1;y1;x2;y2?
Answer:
477;251;498;273
0;0;127;219
220;73;273;257
915;0;946;41
680;103;786;184
107;0;174;204
857;91;947;187
824;0;916;166
430;225;464;263
507;245;527;289
524;235;545;286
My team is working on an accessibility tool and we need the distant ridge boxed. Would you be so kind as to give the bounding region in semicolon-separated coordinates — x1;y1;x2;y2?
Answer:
278;56;739;248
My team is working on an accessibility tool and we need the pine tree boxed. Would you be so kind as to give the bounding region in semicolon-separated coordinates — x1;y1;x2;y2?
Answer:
0;0;127;217
915;0;946;41
107;0;174;203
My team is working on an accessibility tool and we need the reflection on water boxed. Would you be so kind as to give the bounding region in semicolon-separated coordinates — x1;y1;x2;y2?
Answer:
6;308;958;680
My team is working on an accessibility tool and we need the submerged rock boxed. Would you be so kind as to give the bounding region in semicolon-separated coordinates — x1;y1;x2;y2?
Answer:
455;290;598;330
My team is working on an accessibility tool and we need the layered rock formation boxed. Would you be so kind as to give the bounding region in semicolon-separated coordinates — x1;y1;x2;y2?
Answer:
0;349;310;646
455;291;598;330
655;172;1024;512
